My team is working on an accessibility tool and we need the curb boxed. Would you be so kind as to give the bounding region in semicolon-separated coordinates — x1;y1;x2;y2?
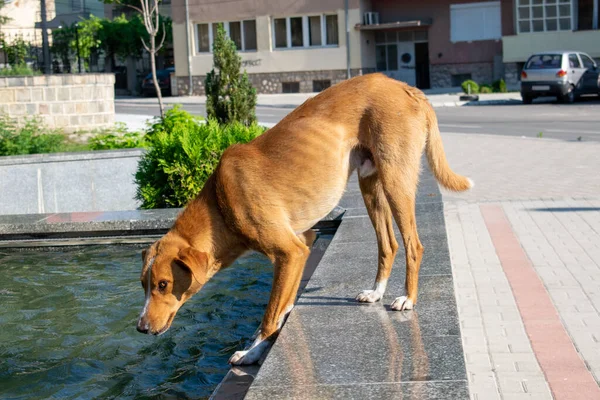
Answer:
431;99;521;108
117;99;522;109
115;100;300;109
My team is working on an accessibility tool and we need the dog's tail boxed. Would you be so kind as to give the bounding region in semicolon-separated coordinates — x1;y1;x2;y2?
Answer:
424;107;473;192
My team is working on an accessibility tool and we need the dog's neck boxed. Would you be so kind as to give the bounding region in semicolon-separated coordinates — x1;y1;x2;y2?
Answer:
171;175;246;271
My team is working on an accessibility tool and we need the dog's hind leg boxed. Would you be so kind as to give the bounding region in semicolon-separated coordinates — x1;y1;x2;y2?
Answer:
229;230;310;365
356;172;399;303
377;139;425;311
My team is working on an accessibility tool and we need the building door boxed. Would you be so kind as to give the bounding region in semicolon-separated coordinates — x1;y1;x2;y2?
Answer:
415;42;430;89
375;31;424;87
393;41;416;86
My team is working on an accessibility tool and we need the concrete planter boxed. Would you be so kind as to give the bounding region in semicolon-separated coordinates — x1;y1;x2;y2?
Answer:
0;73;115;132
0;149;143;215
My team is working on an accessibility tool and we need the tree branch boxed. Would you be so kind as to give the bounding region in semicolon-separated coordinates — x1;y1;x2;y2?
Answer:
156;22;167;52
140;36;150;53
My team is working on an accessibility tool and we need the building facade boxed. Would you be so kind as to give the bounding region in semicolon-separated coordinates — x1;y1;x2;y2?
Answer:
171;0;600;94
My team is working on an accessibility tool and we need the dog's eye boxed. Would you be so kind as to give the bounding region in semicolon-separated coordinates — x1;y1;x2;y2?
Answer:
158;281;168;291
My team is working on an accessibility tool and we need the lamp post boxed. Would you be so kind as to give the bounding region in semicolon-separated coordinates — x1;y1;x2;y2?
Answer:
75;23;82;73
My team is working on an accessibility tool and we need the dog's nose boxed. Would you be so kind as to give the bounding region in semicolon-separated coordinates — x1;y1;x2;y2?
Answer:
137;320;149;334
137;325;149;334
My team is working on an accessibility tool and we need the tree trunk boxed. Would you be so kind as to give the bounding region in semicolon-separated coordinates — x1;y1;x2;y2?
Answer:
150;35;165;118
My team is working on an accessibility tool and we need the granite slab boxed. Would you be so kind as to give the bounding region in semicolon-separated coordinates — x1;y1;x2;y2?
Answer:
243;171;469;399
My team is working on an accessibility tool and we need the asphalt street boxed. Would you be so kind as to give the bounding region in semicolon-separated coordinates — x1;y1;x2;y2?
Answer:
116;96;600;142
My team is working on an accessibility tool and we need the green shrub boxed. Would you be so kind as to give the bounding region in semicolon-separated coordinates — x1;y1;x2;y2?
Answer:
88;123;147;150
480;84;493;94
205;24;257;126
461;80;479;94
135;106;266;209
0;116;65;156
0;64;39;76
493;79;507;93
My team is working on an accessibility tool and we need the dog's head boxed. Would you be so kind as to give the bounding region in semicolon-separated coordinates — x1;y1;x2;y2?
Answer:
136;237;211;335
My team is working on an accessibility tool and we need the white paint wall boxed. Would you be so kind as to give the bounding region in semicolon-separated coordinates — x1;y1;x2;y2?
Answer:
173;8;368;77
503;30;600;62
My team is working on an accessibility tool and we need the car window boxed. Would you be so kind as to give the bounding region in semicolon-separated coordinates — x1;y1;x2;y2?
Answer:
526;54;562;69
568;54;581;68
580;54;596;69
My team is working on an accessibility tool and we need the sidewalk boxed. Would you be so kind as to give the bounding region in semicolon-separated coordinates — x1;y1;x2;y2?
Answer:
441;133;600;399
115;91;521;109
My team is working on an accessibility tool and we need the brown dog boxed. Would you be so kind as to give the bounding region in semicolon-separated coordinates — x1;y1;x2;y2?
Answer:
136;73;472;365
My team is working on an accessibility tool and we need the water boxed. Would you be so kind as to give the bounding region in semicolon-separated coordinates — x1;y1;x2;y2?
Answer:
0;245;273;400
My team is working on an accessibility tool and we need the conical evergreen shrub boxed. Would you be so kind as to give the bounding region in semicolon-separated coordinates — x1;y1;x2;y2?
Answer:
205;24;257;126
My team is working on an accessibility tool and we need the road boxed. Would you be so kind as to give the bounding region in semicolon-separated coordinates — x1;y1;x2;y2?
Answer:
116;97;600;142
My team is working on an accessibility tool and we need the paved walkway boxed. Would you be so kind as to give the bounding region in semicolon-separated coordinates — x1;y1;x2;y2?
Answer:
442;132;600;399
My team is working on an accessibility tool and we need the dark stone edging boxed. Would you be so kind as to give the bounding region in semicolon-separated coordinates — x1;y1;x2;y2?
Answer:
0;149;145;167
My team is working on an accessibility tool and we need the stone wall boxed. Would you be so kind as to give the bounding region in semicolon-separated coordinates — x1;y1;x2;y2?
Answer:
175;68;376;95
0;149;142;215
504;62;521;86
0;74;115;132
430;62;494;88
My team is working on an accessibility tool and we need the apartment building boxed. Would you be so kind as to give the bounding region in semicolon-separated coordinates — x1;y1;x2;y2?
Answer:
171;0;600;94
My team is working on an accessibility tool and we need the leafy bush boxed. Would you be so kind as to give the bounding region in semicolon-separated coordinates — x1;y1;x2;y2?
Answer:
461;80;479;94
0;116;65;156
135;106;266;209
493;79;507;93
0;64;39;76
205;24;257;126
480;84;493;94
2;36;30;66
88;123;147;150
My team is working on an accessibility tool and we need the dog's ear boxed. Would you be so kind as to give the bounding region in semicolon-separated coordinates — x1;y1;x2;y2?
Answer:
175;247;208;285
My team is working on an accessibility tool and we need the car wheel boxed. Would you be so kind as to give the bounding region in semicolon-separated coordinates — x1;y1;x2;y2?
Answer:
522;95;533;104
560;85;575;104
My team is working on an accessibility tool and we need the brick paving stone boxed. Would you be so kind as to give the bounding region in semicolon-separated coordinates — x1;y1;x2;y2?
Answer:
445;203;551;400
441;132;600;398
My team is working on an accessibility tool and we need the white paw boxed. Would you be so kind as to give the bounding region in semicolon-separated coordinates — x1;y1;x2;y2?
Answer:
229;349;259;365
356;289;383;303
390;296;414;311
228;337;270;365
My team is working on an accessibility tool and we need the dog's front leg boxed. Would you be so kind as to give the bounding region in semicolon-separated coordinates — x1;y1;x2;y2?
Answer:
229;237;310;365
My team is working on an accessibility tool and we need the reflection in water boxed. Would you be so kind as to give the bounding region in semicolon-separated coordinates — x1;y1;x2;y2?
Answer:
0;246;272;399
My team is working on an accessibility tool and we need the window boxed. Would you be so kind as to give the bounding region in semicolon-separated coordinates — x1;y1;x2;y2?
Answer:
290;17;303;47
272;15;339;49
243;20;257;50
313;80;331;92
196;20;257;53
197;23;210;52
325;15;338;45
526;54;562;69
274;18;287;48
568;54;581;68
450;2;501;42
282;82;300;93
517;0;572;33
229;21;242;50
309;16;322;46
577;0;599;30
580;54;596;69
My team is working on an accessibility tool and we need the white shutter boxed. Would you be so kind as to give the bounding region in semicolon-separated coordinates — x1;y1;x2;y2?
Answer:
451;2;501;42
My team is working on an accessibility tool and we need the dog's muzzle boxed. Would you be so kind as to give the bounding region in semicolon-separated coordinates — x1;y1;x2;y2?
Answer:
136;318;149;334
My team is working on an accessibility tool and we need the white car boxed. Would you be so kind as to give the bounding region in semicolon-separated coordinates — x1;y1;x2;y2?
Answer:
520;51;600;104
